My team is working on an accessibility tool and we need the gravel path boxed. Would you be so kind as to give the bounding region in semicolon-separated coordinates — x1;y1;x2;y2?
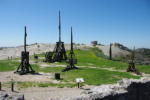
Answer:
22;87;82;100
0;71;54;83
1;87;83;100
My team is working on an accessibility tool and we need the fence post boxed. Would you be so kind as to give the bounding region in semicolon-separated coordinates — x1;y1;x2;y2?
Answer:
11;79;14;92
0;82;1;91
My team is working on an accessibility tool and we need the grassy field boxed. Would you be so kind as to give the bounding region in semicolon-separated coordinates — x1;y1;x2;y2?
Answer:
0;60;19;72
2;67;140;89
0;48;150;88
39;67;140;85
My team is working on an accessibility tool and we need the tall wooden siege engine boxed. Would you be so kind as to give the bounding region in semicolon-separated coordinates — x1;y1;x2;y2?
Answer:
127;47;141;75
62;27;78;72
15;26;35;75
53;11;67;62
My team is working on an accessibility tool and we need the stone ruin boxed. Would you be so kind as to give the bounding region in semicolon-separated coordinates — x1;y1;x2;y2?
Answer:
0;92;24;100
61;77;150;100
1;77;150;100
91;41;98;46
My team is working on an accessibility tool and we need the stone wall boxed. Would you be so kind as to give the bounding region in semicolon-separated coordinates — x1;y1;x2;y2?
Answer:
69;77;150;100
0;92;24;100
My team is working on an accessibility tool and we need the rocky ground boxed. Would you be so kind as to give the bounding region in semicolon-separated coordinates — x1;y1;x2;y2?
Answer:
72;77;150;100
97;43;130;58
1;77;150;100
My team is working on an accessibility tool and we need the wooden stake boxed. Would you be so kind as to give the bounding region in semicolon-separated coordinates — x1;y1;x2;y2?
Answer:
0;82;1;91
11;79;14;92
78;82;80;88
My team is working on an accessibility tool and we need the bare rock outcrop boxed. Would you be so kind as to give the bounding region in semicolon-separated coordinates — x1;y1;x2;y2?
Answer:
97;43;130;58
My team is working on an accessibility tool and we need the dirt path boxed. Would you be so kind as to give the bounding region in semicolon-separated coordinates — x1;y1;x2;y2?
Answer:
1;86;83;100
0;71;55;83
22;87;82;100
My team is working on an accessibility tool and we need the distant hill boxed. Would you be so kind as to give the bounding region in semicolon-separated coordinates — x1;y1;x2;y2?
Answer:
0;47;13;50
134;48;150;65
0;43;91;60
136;48;150;58
97;43;131;60
96;43;150;65
0;43;150;65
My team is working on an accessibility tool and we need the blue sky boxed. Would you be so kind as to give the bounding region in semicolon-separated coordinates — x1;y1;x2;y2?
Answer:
0;0;150;48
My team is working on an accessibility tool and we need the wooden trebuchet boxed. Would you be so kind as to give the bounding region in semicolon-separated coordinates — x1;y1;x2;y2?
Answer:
52;11;67;62
62;27;78;72
127;47;141;75
15;26;35;75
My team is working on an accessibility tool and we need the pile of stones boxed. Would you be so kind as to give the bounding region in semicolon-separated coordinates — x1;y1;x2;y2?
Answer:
0;92;24;100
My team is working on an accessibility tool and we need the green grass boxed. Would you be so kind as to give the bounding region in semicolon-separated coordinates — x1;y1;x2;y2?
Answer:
0;60;40;72
75;49;150;74
37;82;77;88
6;81;78;89
136;65;150;74
61;68;140;85
0;60;19;72
4;66;139;89
40;67;140;86
31;64;40;72
74;49;128;70
16;81;37;88
90;47;108;59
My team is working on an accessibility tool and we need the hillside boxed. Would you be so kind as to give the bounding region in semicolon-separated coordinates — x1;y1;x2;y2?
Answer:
0;43;91;60
0;43;131;60
0;43;150;65
136;48;150;63
96;43;130;59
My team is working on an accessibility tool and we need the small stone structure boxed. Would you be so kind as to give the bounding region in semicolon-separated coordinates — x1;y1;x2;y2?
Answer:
91;41;98;46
